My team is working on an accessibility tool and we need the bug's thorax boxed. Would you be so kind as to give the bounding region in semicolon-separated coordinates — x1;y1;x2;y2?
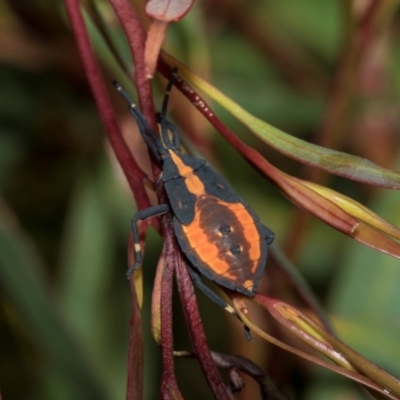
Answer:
168;150;206;196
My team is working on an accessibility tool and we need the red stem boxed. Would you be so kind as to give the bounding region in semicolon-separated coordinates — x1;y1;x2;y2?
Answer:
358;0;383;52
156;59;338;333
108;4;187;398
109;0;156;128
109;0;162;225
284;0;386;258
126;235;144;400
160;220;183;399
157;59;279;176
63;0;151;210
174;238;230;399
64;2;158;399
108;5;184;397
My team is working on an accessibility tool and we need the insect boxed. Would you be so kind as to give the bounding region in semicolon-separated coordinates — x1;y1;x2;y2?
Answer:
113;70;274;313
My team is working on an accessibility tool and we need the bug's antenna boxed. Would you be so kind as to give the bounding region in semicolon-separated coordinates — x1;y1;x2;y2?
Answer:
161;67;178;118
113;81;163;159
160;68;179;149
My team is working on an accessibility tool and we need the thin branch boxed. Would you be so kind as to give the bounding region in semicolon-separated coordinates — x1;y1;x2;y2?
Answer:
157;58;333;335
63;0;151;210
202;0;327;94
87;0;129;74
160;223;183;399
284;0;390;258
174;240;230;400
109;0;156;128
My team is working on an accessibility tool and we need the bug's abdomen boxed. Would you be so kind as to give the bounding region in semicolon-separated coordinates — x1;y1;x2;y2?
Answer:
174;195;267;295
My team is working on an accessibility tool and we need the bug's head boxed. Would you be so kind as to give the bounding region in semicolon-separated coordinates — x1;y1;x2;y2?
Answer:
156;68;182;156
156;114;181;157
113;68;180;162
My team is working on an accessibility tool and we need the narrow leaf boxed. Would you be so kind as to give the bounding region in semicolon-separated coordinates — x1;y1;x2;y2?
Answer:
128;233;144;308
272;302;354;370
299;181;400;259
282;302;400;398
151;252;165;344
302;181;400;241
353;222;400;259
267;167;359;234
162;53;400;189
235;295;400;400
0;201;107;399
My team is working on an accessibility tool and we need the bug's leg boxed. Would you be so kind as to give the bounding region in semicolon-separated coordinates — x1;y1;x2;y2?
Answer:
129;204;170;277
187;266;236;314
187;265;252;341
262;225;275;245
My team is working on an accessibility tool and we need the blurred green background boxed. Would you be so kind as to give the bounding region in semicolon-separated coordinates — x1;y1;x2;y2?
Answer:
1;0;400;399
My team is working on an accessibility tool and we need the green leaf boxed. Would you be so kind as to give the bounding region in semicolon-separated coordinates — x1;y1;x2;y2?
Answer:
0;200;107;400
329;188;400;377
58;159;133;399
164;54;400;189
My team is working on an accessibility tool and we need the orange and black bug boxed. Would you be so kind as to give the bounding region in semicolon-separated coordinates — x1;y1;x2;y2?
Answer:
113;70;274;310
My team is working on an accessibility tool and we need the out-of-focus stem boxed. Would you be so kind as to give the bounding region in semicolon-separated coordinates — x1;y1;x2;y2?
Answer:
284;0;391;259
64;0;151;209
174;238;230;400
109;0;156;128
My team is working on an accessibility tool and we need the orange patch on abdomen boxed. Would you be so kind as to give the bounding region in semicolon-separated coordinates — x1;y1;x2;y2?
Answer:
178;194;263;289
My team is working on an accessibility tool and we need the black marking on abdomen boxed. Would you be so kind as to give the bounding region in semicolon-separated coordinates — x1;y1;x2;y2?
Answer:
197;196;252;273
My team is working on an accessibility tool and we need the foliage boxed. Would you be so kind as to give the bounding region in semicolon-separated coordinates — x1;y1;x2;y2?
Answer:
1;0;400;399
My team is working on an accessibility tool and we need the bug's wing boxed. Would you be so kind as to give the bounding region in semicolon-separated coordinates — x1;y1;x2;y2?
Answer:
163;154;205;181
164;177;196;225
190;162;240;203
